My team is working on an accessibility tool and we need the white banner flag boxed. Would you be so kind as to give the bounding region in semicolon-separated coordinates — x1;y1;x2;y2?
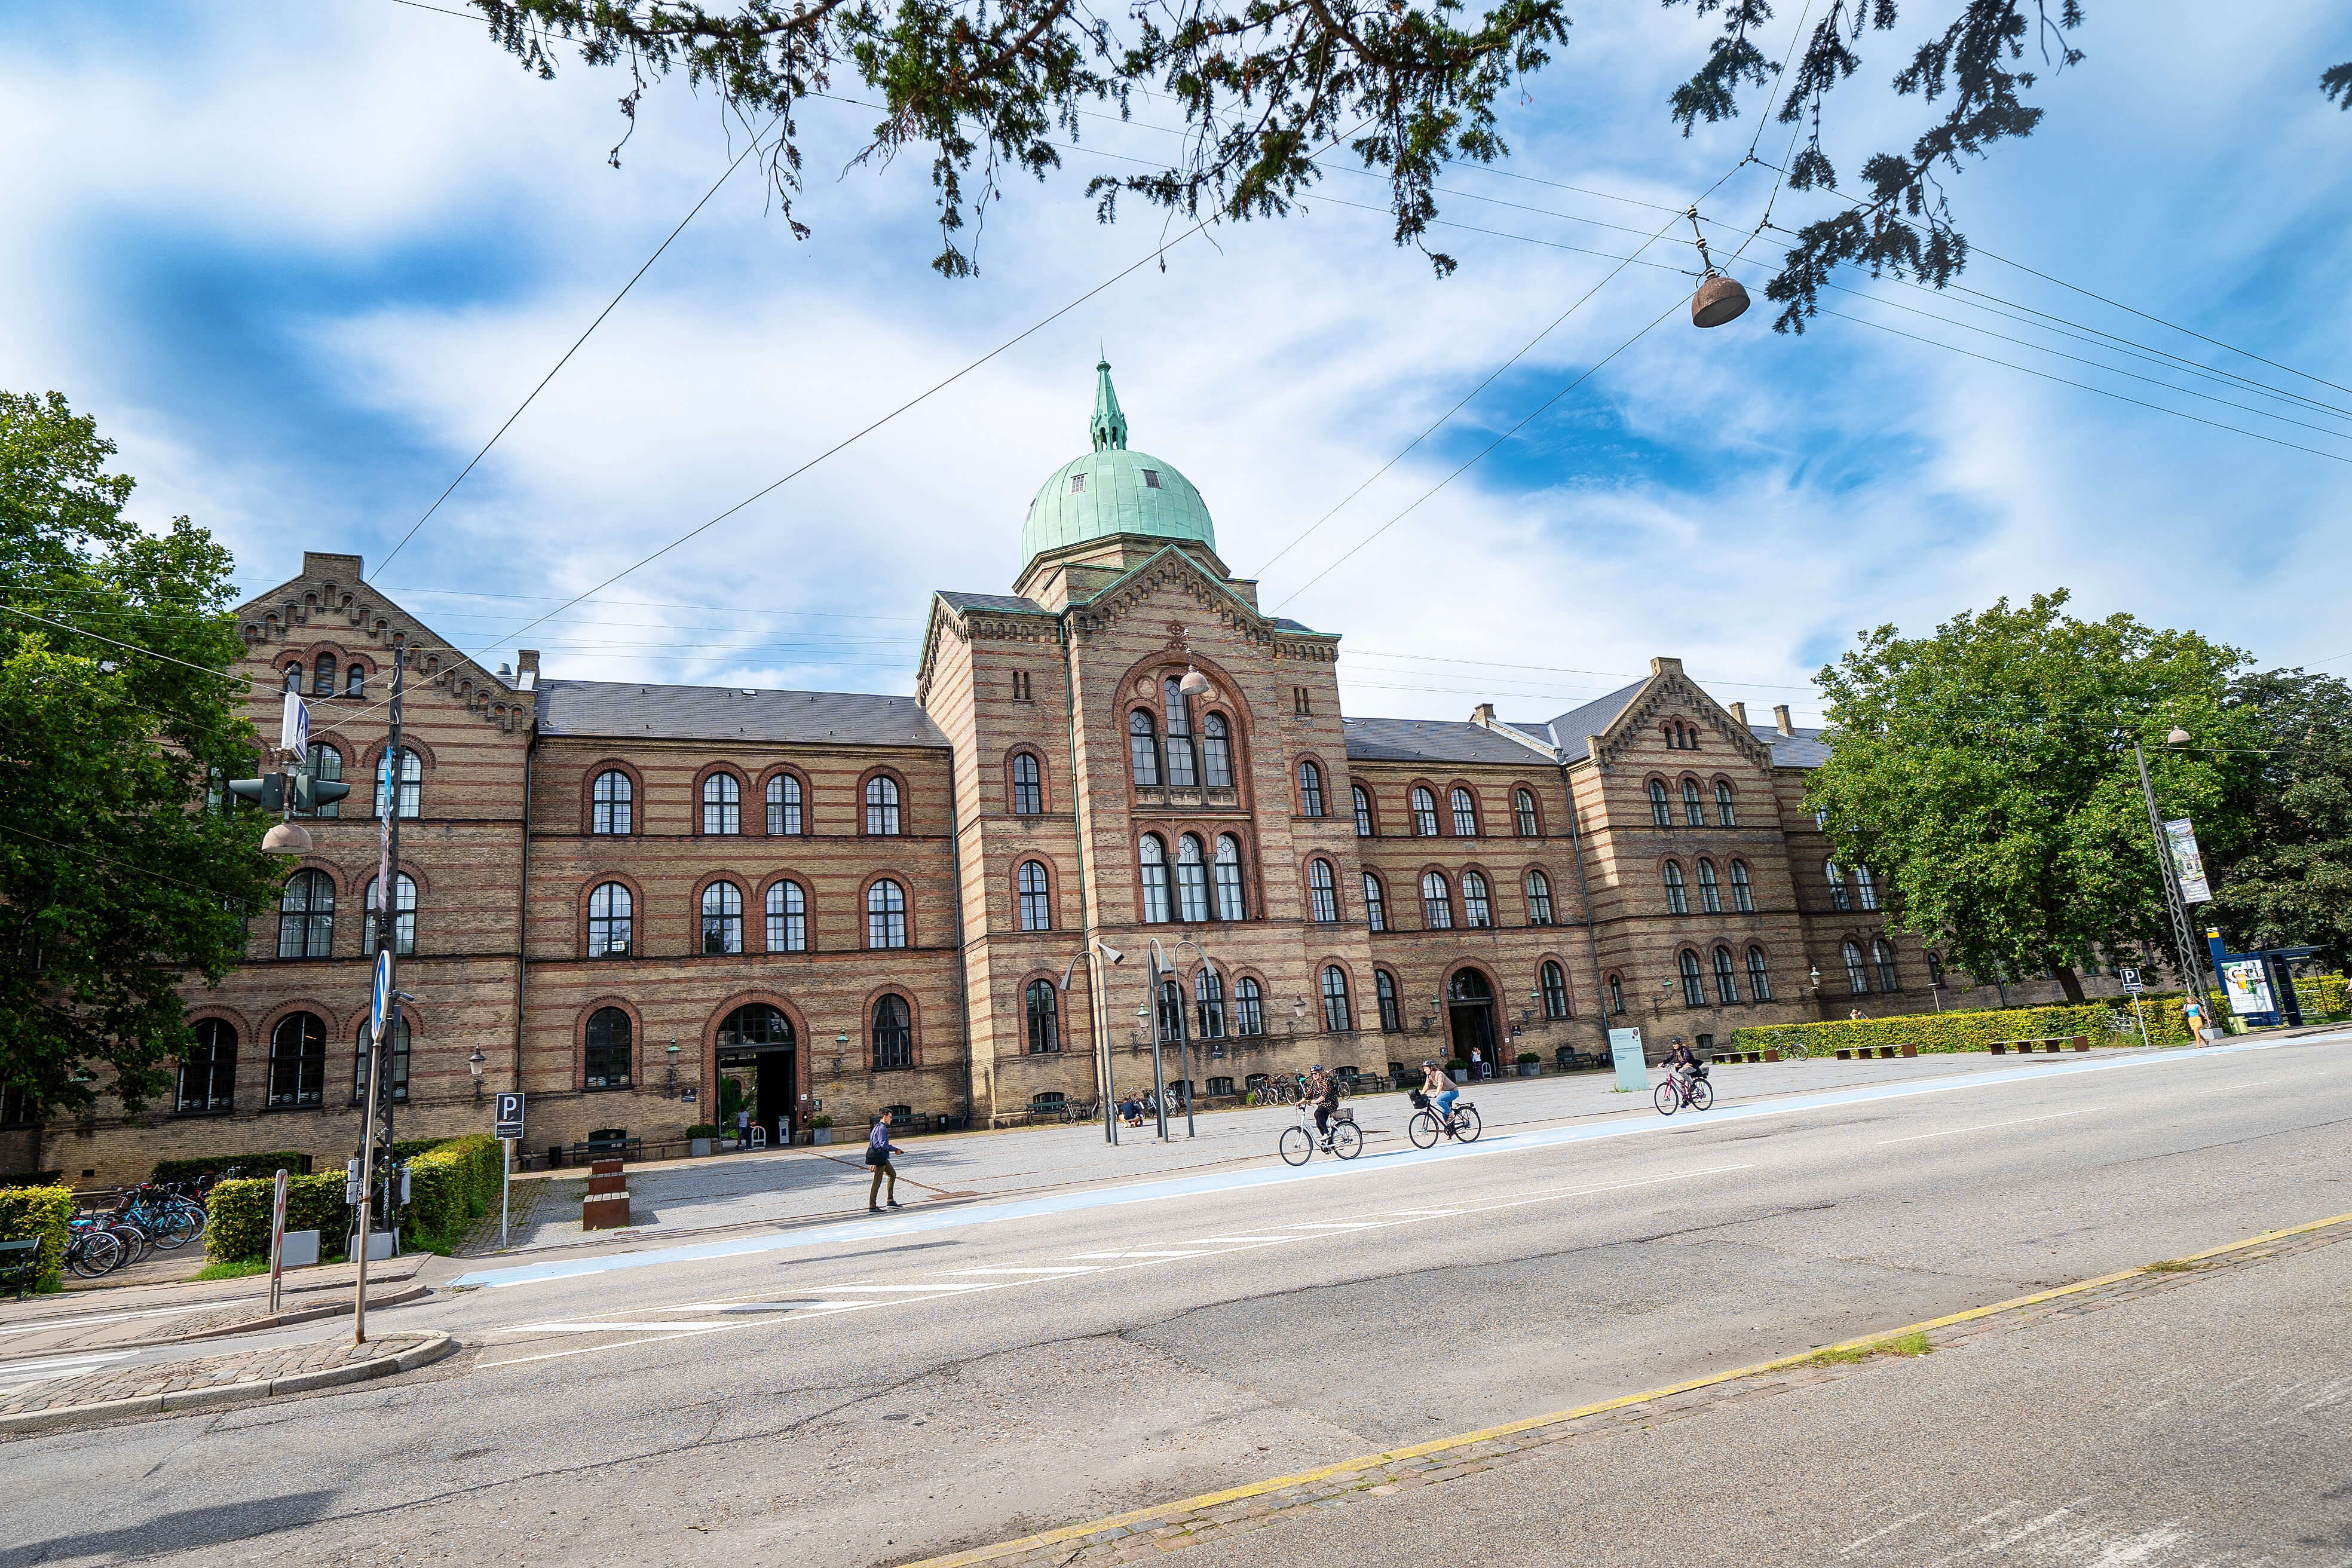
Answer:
279;691;309;757
2163;817;2212;904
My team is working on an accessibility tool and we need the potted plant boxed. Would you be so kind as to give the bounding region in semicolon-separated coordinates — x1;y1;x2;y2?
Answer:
1444;1059;1468;1080
1515;1051;1542;1077
810;1113;834;1146
686;1123;719;1157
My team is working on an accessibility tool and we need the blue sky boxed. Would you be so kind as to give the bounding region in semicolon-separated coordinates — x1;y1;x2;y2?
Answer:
5;2;2348;722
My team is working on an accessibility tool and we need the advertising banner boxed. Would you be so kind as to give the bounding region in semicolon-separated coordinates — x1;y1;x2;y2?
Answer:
2163;817;2212;904
2221;958;2275;1017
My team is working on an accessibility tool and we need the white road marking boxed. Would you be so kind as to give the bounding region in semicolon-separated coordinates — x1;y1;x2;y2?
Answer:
1876;1108;2098;1146
1067;1250;1205;1259
794;1283;990;1294
941;1267;1103;1276
0;1301;241;1340
0;1349;143;1395
509;1321;736;1334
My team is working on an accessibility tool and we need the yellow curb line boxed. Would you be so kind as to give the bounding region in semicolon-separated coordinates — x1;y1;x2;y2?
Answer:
899;1208;2352;1568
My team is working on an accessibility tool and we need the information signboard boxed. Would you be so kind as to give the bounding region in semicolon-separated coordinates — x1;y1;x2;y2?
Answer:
495;1092;525;1140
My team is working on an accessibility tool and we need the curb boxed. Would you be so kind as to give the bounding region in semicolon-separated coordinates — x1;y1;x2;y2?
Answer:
122;1283;433;1347
0;1333;458;1438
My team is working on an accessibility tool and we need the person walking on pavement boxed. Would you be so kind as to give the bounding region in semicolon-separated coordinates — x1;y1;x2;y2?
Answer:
735;1106;751;1150
1468;1046;1484;1082
865;1114;905;1211
2182;995;2206;1040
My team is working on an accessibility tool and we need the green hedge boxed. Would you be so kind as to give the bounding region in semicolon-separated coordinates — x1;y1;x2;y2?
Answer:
2294;973;2349;1020
154;1151;313;1184
205;1174;351;1264
401;1134;503;1253
1731;996;2197;1058
1;1185;79;1290
0;1171;62;1187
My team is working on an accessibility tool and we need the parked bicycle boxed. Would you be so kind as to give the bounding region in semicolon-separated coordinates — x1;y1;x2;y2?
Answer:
1405;1089;1482;1148
1655;1064;1713;1116
1056;1099;1100;1123
1278;1103;1361;1165
64;1214;127;1278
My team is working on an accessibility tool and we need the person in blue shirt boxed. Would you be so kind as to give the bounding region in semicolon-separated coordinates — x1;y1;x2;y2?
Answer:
866;1115;905;1211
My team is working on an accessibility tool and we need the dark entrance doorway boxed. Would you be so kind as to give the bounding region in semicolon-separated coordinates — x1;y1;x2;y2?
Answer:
1447;969;1498;1077
716;1004;796;1146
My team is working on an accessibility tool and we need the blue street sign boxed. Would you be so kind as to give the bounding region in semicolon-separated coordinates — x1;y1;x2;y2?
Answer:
370;948;393;1037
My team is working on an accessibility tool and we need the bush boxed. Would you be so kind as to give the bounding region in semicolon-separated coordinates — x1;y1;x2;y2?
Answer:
2294;973;2348;1021
0;1171;61;1187
685;1123;721;1139
0;1185;76;1289
400;1134;504;1254
153;1152;313;1184
391;1137;458;1160
205;1174;351;1264
1731;995;2195;1059
1515;1052;1541;1065
810;1114;834;1129
1444;1059;1468;1075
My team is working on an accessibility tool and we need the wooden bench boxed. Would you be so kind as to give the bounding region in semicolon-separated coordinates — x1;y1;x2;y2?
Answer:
1989;1035;2088;1055
0;1236;39;1301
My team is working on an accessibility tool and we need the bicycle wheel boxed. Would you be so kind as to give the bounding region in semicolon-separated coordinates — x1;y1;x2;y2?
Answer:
1655;1081;1680;1116
1408;1110;1440;1150
1331;1121;1363;1160
111;1222;151;1266
1278;1126;1314;1166
1451;1105;1481;1143
1781;1039;1810;1059
1689;1079;1713;1111
175;1200;209;1241
68;1232;121;1278
152;1209;197;1250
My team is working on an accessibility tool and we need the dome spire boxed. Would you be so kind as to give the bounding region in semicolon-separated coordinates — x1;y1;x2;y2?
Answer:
1089;356;1128;452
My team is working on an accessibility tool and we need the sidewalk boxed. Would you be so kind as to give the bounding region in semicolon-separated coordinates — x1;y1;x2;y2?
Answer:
0;1254;436;1358
0;1331;455;1435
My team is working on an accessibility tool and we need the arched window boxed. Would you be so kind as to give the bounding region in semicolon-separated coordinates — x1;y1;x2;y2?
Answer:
1411;786;1440;837
299;743;342;817
1856;864;1881;911
376;748;422;819
1375;970;1402;1031
1201;713;1235;789
702;773;741;835
1608;973;1626;1015
353;1014;411;1104
1321;966;1353;1032
1195;968;1226;1040
1747;947;1773;1000
1713;946;1741;1004
1212;835;1246;921
865;776;901;836
1827;862;1852;911
588;882;632;957
1156;978;1183;1044
1463;871;1492;928
767;773;802;835
1662;862;1688;915
1714;779;1736;826
1298;760;1326;817
364;872;416;956
1129;710;1161;786
311;653;336;697
1682;777;1705;826
1541;961;1570;1018
1679;948;1705;1006
1139;835;1171;923
700;881;743;954
1011;754;1042;815
1526;869;1554;926
592;770;632;834
278;870;334;958
1174;834;1209;923
1515;788;1539;837
177;1018;237;1114
1025;979;1059;1054
1843;939;1870;994
872;994;913;1070
765;880;806;953
1018;860;1052;931
1235;976;1266;1036
1421;871;1454;929
1649;779;1671;827
1873;938;1899;991
1307;858;1338;923
1450;788;1479;837
1163;678;1198;788
1729;859;1754;912
345;663;365;698
1353;785;1374;837
266;1012;326;1107
282;663;302;693
866;879;908;949
1362;872;1386;932
585;1007;633;1089
718;1003;791;1049
1696;859;1721;914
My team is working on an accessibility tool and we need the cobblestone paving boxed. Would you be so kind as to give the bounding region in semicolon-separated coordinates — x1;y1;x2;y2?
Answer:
0;1334;431;1416
905;1217;2351;1568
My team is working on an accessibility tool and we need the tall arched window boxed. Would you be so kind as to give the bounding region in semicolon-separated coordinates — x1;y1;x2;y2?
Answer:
363;872;416;956
377;748;422;819
1873;938;1899;991
1129;710;1161;786
346;663;365;697
1729;859;1754;912
702;773;741;835
1662;862;1688;915
1747;947;1773;1000
1018;860;1052;931
1649;779;1671;827
1011;754;1042;815
1515;788;1539;837
1421;871;1454;929
1679;949;1705;1006
298;743;342;817
1306;858;1339;923
1827;862;1852;911
1025;979;1059;1054
177;1019;237;1114
1411;786;1440;837
1139;835;1171;923
1682;777;1705;826
1212;835;1246;921
1163;677;1198;788
1201;714;1235;789
872;994;913;1069
1195;969;1226;1039
1526;870;1554;926
765;880;806;952
1855;864;1881;911
1360;969;1394;1032
865;776;902;835
1353;785;1374;837
1298;761;1326;817
1714;780;1737;826
767;773;802;835
1713;946;1741;1004
266;1012;326;1107
1235;976;1266;1036
866;879;908;948
585;1007;633;1089
1842;939;1870;994
1362;872;1386;932
356;1016;411;1104
1608;973;1626;1014
700;881;744;954
1320;966;1353;1031
1541;961;1570;1018
311;654;335;696
278;870;335;958
592;770;632;834
1696;859;1721;914
1450;788;1479;837
1462;871;1492;928
589;881;632;956
1174;834;1210;923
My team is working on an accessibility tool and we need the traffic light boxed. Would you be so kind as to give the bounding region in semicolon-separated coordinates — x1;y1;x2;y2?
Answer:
294;770;351;815
225;774;286;814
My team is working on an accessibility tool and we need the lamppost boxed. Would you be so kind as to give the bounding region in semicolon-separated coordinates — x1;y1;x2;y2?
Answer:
1807;964;1823;1021
1146;937;1218;1140
467;1046;486;1103
1057;938;1126;1144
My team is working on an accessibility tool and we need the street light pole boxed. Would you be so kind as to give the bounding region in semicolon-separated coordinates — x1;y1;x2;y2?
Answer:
354;638;405;1345
1149;938;1215;1139
2133;735;2217;1031
1058;939;1125;1144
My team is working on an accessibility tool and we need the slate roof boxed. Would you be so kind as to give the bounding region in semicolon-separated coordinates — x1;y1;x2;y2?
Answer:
1538;681;1648;762
535;681;950;748
1342;717;1555;766
936;590;1052;616
1754;724;1831;768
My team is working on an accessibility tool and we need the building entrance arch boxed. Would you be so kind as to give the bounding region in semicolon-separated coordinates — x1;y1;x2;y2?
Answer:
716;1003;797;1147
1446;968;1498;1078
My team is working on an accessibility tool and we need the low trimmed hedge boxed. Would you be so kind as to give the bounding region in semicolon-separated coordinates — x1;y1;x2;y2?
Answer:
2294;973;2349;1020
0;1185;76;1290
154;1152;313;1184
1731;996;2197;1058
206;1174;351;1264
400;1134;503;1252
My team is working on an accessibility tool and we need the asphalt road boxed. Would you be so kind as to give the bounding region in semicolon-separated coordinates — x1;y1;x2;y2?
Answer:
4;1031;2347;1567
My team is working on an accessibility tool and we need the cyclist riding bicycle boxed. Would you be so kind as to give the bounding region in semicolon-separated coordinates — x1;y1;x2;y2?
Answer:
1665;1036;1699;1097
1307;1065;1341;1148
1419;1059;1459;1125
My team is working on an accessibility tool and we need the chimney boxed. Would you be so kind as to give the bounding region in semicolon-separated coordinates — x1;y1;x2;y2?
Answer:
1649;656;1685;677
1773;704;1793;736
515;650;540;690
1728;701;1748;727
1471;703;1496;727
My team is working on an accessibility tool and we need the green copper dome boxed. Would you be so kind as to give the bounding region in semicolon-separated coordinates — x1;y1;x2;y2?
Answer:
1021;359;1215;565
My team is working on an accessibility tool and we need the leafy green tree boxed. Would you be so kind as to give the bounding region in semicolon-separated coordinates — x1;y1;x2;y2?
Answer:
0;391;280;1119
1806;590;2258;1004
2209;669;2352;973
